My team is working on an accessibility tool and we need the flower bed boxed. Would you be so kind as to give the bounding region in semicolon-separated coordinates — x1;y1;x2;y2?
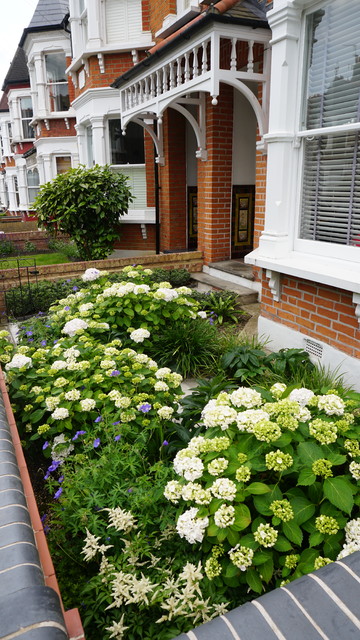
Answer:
1;265;360;640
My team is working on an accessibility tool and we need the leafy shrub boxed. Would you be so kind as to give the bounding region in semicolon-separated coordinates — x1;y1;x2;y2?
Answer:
221;344;269;383
48;238;80;261
34;164;133;260
0;238;14;256
23;240;36;253
165;383;360;595
6;278;86;319
148;267;192;288
148;318;222;378
191;290;245;325
179;374;237;432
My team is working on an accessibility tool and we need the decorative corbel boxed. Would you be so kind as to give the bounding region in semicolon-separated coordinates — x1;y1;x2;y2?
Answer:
353;293;360;327
81;58;89;75
44;119;50;131
64;118;70;130
131;49;139;65
266;269;281;302
140;224;147;240
70;71;78;88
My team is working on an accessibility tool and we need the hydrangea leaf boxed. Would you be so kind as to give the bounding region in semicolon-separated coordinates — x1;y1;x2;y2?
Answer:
297;468;316;486
246;568;263;594
225;563;240;578
274;535;293;552
252;550;272;566
233;504;251;531
309;531;324;547
323;477;354;515
323;532;343;558
290;497;316;525
245;482;271;495
283;521;303;546
259;557;274;583
297;442;324;465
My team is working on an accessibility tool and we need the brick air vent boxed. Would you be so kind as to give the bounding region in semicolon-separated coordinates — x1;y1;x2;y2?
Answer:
304;338;323;359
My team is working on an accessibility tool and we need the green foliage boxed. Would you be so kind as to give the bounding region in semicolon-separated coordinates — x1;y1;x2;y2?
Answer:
191;290;245;325
167;384;360;595
0;238;14;256
23;240;36;253
221;344;269;383
149;268;192;288
6;277;86;319
34;165;133;260
264;349;315;380
48;238;80;261
148;318;222;378
179;374;237;431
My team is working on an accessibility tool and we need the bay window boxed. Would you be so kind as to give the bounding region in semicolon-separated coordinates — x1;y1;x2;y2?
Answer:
20;97;35;139
109;120;144;165
45;52;70;112
27;168;40;205
299;0;360;248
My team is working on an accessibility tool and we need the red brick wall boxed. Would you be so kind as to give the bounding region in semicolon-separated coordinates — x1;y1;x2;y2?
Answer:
113;223;156;250
158;109;187;252
149;0;176;37
37;118;76;138
142;0;150;31
261;273;360;360
197;85;233;264
74;51;148;98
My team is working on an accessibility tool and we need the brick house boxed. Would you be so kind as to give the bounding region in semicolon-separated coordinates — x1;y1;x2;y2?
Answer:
0;0;359;386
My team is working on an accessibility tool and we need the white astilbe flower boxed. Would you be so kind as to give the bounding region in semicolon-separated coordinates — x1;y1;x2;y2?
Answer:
176;507;209;544
130;328;150;343
201;401;237;430
173;453;204;481
62;318;88;336
288;388;315;407
230;387;262;408
210;478;237;501
5;354;32;370
51;407;69;420
106;615;129;640
179;561;203;584
105;507;137;532
236;409;270;432
82;528;112;561
317;394;345;416
82;268;102;281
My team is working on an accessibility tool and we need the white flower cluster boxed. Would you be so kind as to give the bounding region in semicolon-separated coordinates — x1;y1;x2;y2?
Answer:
108;390;131;409
105;507;137;533
51;433;74;461
337;518;360;560
5;354;32;370
80;398;96;411
207;457;229;476
51;407;70;420
201;401;237;430
349;461;360;481
154;380;169;392
45;396;61;411
236;409;270;432
230;387;262;408
81;528;113;561
50;360;67;371
289;388;315;407
173;452;204;481
62;318;88;336
64;389;81;401
153;287;178;302
133;284;150;295
317;393;345;416
176;507;209;543
210;478;237;501
79;302;94;314
82;268;103;281
157;406;174;420
164;480;183;503
181;483;212;505
214;504;235;528
130;328;150;343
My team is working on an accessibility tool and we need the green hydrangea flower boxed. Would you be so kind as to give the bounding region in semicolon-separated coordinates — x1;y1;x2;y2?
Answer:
315;515;339;535
309;419;338;445
284;554;299;569
270;499;294;522
265;450;293;471
312;458;333;478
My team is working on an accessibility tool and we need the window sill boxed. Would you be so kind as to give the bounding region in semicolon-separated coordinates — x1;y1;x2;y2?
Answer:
245;248;360;294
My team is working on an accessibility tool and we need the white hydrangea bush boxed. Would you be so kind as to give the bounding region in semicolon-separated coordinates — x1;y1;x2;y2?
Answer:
165;383;360;594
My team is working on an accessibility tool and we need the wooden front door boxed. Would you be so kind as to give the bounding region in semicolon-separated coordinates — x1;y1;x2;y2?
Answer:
231;185;255;258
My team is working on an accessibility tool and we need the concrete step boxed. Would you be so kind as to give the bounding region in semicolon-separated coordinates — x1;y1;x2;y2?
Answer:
209;260;255;281
191;271;258;305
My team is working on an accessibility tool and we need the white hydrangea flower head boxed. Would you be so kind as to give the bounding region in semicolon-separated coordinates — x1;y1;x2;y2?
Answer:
317;394;345;416
210;478;237;501
236;409;270;432
164;480;183;503
155;367;172;379
50;360;67;371
173;453;204;481
337;541;360;560
79;302;94;313
80;398;96;411
230;387;262;408
51;407;70;420
201;401;237;430
344;518;360;544
62;318;88;337
45;396;61;411
130;328;150;343
214;504;235;528
349;461;360;481
82;268;102;281
198;311;207;319
133;284;150;294
157;406;174;420
51;433;74;461
176;507;209;544
270;382;287;398
289;388;315;407
5;354;33;370
64;389;81;401
154;380;169;392
153;288;179;301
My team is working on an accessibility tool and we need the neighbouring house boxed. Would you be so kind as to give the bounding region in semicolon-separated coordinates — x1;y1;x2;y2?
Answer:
0;0;359;387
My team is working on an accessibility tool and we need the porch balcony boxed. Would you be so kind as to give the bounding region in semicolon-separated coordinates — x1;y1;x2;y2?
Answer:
117;20;271;155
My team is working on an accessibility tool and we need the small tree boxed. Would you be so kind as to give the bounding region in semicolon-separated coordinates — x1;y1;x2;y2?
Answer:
34;165;133;260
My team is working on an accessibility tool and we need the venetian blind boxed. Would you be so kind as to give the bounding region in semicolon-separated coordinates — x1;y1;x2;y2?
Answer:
300;0;360;245
105;0;143;44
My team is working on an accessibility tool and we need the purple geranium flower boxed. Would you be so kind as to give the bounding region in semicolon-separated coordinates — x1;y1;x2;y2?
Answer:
72;430;86;441
139;403;151;413
114;434;121;441
40;513;47;523
111;370;120;376
94;416;102;423
112;421;121;425
58;475;64;483
41;340;47;346
162;440;169;446
54;487;63;500
64;306;70;311
48;460;62;473
93;438;101;448
26;331;33;336
72;286;79;291
42;441;49;450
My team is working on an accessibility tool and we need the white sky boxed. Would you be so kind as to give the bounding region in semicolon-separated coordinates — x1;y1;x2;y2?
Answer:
0;0;38;94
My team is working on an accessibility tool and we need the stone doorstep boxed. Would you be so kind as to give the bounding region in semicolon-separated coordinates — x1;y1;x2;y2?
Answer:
190;272;258;305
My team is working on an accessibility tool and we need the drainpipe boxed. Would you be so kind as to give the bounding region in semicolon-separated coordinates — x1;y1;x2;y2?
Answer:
154;156;160;255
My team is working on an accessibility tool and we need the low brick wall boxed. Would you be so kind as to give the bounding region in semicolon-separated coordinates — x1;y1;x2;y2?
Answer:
0;221;39;233
0;368;85;639
0;251;203;317
0;230;52;252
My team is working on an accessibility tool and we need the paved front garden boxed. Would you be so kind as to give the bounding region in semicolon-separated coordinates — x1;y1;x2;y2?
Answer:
1;265;360;640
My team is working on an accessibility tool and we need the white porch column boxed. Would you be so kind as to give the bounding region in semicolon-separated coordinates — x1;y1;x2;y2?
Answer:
16;159;28;210
6;175;17;213
90;116;106;165
42;154;53;182
256;1;302;259
33;53;48;118
86;0;102;49
75;123;87;165
37;155;45;185
68;0;83;60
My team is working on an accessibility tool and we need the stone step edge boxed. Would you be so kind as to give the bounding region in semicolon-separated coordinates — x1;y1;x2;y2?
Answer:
190;272;259;303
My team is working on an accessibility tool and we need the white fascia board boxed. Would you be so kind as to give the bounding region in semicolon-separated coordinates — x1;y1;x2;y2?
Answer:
72;87;120;117
24;32;72;60
34;136;78;153
258;315;360;392
66;37;154;74
245;249;360;295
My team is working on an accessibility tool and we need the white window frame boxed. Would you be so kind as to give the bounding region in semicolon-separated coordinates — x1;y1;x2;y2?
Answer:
45;51;70;114
294;0;360;264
